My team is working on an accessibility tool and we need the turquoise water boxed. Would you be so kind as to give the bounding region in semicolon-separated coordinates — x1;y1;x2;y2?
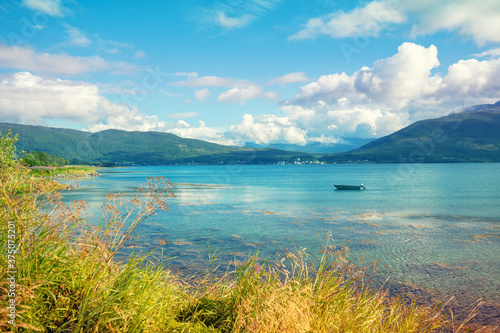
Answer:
62;164;500;305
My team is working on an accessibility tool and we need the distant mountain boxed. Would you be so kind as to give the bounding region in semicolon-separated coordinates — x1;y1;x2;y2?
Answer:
0;122;317;165
321;101;500;163
244;137;373;153
2;101;500;165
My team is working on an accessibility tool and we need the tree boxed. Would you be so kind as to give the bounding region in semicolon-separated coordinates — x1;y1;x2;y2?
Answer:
0;130;18;168
21;151;70;167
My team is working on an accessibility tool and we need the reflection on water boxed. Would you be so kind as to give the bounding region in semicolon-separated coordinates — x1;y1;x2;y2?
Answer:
61;164;500;323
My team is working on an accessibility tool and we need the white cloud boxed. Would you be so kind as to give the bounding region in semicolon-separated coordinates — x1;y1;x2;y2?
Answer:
407;0;500;45
22;0;66;17
166;120;236;145
474;48;500;58
0;72;103;125
281;42;500;139
194;88;211;101
0;72;168;133
293;43;440;109
203;0;280;29
173;72;199;79
216;12;255;29
290;0;500;45
0;71;237;145
218;86;276;104
437;58;500;106
133;50;146;59
166;112;199;119
230;114;308;145
269;72;310;85
174;72;274;104
0;44;137;75
289;1;406;40
87;102;167;133
309;135;339;144
65;25;92;47
172;72;253;88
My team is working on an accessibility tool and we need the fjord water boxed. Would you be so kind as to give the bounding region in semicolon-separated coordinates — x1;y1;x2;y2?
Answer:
63;163;500;305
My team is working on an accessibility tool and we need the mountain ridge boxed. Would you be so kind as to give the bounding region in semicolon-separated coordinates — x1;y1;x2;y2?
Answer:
1;101;500;164
323;102;500;163
0;122;317;165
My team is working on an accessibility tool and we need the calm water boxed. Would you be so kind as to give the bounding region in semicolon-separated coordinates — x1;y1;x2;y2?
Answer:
62;164;500;306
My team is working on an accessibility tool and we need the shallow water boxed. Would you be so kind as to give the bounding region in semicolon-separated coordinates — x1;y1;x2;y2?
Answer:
61;164;500;309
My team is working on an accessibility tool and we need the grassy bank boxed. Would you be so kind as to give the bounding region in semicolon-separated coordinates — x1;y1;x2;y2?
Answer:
27;165;100;178
0;132;480;332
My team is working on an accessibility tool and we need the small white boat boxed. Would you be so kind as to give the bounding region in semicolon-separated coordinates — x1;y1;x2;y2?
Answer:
334;184;365;190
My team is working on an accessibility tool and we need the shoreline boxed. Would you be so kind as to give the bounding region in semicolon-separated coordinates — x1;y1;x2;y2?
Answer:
28;165;101;178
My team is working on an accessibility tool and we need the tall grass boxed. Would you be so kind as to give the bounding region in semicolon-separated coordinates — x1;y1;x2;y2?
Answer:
0;131;488;332
26;165;99;178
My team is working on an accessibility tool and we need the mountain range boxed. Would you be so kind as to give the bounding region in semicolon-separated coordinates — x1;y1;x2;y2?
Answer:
328;101;500;163
1;101;499;164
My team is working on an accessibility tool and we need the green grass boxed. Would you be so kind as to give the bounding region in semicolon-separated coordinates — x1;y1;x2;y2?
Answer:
0;132;490;332
26;165;99;178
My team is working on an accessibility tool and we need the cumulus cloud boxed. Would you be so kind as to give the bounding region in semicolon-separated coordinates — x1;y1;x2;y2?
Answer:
165;120;235;145
230;114;308;145
0;44;137;75
0;72;103;125
65;25;92;47
289;1;406;40
0;72;167;134
281;42;500;139
436;57;500;106
87;103;167;132
290;0;500;45
269;72;310;85
0;71;236;145
194;88;211;101
218;86;276;104
293;43;440;109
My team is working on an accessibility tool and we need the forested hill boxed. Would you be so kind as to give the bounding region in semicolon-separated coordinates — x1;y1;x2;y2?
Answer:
321;101;500;163
2;101;500;164
0;122;316;165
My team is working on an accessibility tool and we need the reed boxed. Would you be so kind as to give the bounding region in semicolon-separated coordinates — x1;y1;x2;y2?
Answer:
0;132;484;332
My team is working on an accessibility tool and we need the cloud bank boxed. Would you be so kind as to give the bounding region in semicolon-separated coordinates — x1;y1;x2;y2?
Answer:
290;0;500;45
2;43;500;147
0;44;137;75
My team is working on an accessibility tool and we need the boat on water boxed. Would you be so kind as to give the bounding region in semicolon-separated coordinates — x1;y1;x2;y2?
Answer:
334;184;366;190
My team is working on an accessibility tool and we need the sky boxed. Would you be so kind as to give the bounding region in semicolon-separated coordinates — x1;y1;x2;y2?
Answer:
1;0;500;147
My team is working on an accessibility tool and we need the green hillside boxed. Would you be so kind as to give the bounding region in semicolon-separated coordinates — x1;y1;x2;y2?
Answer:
0;122;316;165
321;102;500;163
2;101;500;164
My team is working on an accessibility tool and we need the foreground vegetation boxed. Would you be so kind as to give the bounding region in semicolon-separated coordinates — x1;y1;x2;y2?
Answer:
0;131;482;332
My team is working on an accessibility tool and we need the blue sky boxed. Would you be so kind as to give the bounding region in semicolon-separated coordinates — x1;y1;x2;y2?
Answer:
1;0;500;146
